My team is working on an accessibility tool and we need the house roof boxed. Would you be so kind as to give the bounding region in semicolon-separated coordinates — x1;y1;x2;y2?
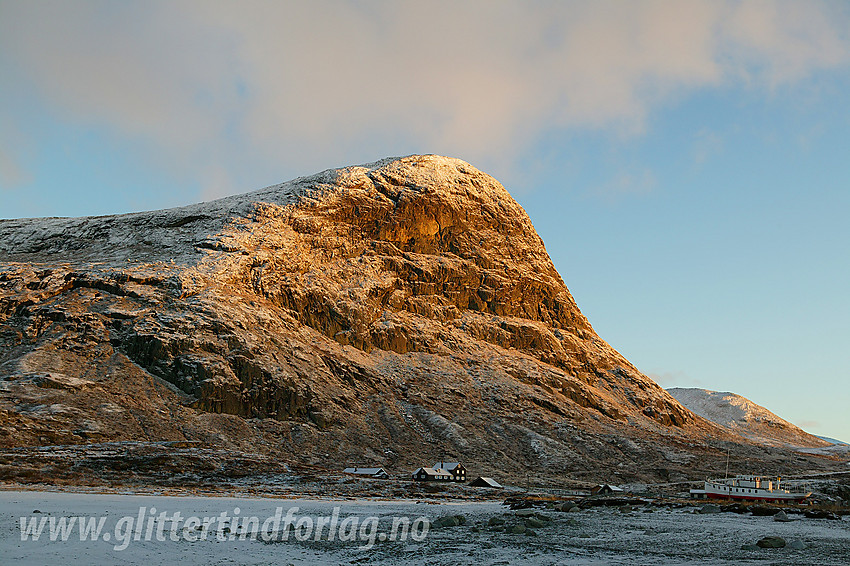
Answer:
595;484;624;491
343;467;387;475
432;462;463;471
470;476;502;488
414;467;450;476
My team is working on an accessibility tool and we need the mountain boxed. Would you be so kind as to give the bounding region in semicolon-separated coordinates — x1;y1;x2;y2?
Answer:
667;388;829;448
0;155;840;487
817;436;849;446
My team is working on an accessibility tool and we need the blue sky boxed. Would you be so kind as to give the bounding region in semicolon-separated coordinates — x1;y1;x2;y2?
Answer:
1;1;848;442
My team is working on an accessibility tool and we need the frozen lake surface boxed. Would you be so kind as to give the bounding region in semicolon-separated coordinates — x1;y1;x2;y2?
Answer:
1;490;848;565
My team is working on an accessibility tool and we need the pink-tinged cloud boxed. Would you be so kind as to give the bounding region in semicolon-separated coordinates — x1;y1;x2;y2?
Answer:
1;0;848;195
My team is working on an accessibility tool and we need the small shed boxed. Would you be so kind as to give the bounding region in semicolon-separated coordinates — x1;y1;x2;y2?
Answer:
412;467;452;482
689;488;708;499
469;476;502;488
591;484;625;496
432;461;467;482
343;467;389;479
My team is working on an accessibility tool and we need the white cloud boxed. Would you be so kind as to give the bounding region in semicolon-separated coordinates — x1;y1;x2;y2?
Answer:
1;0;848;197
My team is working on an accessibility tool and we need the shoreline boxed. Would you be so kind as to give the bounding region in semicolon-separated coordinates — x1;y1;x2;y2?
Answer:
2;488;847;566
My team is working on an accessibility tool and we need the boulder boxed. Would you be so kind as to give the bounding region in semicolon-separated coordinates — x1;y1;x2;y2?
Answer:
804;510;840;520
525;517;546;529
788;540;806;550
699;504;721;514
508;524;527;534
750;506;779;516
756;536;786;549
515;509;535;518
435;516;454;528
774;510;792;522
435;515;465;528
741;544;760;551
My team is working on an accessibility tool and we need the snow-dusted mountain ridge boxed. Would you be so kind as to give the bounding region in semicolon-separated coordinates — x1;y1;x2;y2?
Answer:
667;387;829;448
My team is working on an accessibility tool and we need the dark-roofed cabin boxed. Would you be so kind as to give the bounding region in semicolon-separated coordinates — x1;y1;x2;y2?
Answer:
431;461;467;482
343;467;389;479
591;484;625;496
412;467;452;482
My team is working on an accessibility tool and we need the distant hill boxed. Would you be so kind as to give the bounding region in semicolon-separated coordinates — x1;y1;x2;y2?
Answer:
667;388;830;448
817;436;849;446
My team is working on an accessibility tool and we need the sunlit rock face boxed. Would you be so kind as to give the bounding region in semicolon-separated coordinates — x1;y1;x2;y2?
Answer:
6;154;811;486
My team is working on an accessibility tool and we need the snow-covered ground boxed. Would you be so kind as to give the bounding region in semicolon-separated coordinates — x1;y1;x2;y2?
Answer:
2;490;848;565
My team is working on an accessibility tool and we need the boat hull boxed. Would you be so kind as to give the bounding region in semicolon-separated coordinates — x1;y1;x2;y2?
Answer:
703;491;810;502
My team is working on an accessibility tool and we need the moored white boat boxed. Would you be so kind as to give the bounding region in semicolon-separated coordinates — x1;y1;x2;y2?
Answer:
690;475;811;502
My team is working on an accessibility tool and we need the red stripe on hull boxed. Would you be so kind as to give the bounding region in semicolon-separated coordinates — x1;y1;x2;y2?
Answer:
707;494;808;502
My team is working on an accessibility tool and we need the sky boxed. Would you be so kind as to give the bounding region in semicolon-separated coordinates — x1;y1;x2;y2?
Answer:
1;1;848;442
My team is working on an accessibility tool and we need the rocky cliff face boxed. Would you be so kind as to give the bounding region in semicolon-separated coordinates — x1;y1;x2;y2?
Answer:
0;156;836;486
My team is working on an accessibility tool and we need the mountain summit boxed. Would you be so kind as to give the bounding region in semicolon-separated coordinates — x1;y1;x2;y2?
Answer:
0;155;835;484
